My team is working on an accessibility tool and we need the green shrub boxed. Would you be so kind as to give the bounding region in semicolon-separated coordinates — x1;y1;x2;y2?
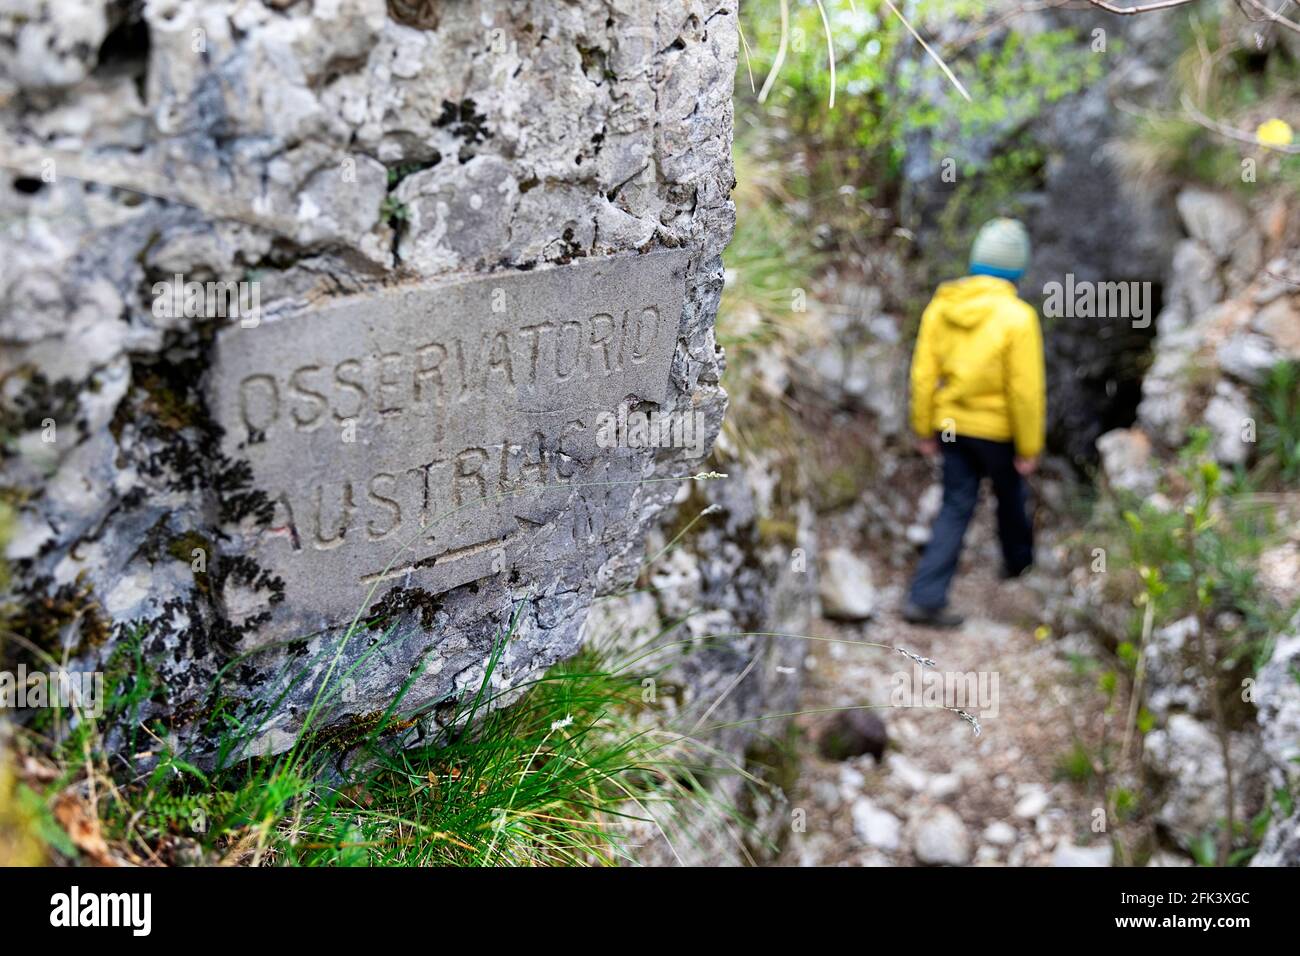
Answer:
738;1;1099;234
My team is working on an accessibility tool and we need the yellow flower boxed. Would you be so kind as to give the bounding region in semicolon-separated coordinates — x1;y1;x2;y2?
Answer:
1256;118;1294;147
1034;624;1051;642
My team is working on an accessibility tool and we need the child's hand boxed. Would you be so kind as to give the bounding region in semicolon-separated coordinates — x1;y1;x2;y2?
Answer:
916;437;939;458
1014;455;1038;476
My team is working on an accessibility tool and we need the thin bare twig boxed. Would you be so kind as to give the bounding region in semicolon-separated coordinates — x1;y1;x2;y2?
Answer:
1237;0;1300;33
950;1;1070;54
1118;598;1155;777
881;0;972;103
1109;594;1156;866
757;0;790;104
812;0;837;110
1181;93;1300;153
1185;509;1236;868
1085;0;1198;12
737;19;757;94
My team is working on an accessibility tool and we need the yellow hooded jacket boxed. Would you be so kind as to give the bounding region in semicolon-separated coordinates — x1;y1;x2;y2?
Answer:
909;275;1046;458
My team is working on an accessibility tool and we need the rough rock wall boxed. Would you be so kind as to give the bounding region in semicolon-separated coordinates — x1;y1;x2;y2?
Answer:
1092;184;1299;861
0;0;742;762
1018;7;1297;471
1093;187;1297;487
1254;610;1300;866
1018;9;1183;467
582;462;811;865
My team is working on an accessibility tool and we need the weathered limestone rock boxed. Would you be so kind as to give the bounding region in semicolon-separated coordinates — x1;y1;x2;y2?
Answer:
1217;333;1281;386
1202;382;1253;466
1095;427;1158;496
1253;614;1300;866
851;797;902;851
1144;713;1266;848
1141;616;1209;721
1136;196;1296;468
1253;293;1300;359
587;459;811;866
0;0;742;763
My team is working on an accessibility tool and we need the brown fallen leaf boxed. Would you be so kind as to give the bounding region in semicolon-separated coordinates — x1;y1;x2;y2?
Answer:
53;792;118;866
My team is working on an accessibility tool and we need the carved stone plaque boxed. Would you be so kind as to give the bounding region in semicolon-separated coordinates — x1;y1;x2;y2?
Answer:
208;250;689;638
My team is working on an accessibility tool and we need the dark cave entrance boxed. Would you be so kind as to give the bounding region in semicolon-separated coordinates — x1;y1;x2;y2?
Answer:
1046;281;1164;470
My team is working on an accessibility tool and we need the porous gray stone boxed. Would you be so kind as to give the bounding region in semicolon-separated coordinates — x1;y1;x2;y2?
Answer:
1144;713;1266;848
0;0;743;764
1252;614;1300;866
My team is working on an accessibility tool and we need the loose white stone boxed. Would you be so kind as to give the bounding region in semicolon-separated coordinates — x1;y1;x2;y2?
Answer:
983;821;1017;846
1014;786;1050;819
851;798;902;851
912;806;972;866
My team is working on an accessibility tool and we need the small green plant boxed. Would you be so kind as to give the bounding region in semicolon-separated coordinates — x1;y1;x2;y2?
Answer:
1116;433;1283;658
718;153;823;359
379;195;409;225
1112;432;1289;864
1253;360;1300;489
1055;742;1097;784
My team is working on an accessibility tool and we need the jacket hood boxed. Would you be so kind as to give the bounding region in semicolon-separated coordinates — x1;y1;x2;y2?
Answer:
932;275;1019;328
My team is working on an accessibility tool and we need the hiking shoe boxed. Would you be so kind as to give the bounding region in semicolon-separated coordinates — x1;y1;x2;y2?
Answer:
901;602;965;628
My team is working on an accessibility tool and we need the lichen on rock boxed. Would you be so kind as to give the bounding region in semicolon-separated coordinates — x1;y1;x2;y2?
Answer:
0;0;744;765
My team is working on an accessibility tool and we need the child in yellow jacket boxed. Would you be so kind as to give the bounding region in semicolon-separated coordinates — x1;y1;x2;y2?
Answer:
904;218;1046;628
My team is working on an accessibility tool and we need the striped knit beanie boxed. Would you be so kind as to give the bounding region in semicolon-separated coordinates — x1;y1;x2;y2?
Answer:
969;218;1030;281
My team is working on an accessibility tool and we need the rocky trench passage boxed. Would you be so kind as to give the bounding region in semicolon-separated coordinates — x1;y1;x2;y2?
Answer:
740;171;1300;867
774;489;1176;868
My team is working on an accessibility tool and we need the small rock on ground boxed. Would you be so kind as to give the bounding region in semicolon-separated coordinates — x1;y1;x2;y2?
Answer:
819;548;876;620
912;806;972;866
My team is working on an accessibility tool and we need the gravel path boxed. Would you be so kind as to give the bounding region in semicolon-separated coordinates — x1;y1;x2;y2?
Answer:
776;510;1119;867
